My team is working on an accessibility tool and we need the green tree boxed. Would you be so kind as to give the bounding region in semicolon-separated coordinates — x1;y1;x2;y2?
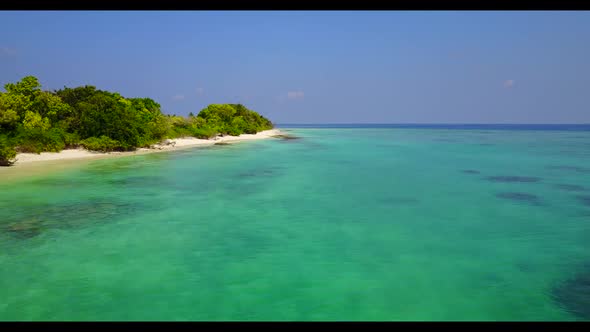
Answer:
34;91;72;124
22;111;51;131
0;93;20;130
1;76;42;119
0;135;16;166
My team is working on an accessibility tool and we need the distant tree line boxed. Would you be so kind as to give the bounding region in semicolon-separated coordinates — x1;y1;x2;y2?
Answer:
0;76;273;165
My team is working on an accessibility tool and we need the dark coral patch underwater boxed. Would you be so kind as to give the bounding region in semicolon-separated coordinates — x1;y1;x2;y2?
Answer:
576;195;590;207
2;198;148;239
546;165;590;173
551;265;590;320
237;168;276;178
271;134;301;140
486;176;542;183
553;184;586;192
495;192;543;205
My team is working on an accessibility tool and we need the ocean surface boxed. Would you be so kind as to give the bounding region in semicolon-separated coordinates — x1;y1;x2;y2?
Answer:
1;125;590;321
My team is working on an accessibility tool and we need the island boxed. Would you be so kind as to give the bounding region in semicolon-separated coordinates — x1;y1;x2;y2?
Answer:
0;76;280;166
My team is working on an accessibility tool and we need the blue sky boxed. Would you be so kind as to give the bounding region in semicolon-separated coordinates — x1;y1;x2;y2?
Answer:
1;11;589;124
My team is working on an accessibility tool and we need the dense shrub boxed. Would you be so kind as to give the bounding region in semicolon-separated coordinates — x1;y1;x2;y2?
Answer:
79;136;124;152
62;131;81;149
0;135;17;166
15;127;66;153
193;103;273;137
192;127;218;139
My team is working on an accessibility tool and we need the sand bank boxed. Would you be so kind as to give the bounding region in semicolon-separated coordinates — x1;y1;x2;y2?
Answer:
0;129;283;181
10;129;282;165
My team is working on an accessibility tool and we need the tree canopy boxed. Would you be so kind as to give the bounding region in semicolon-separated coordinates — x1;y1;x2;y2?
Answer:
0;76;273;166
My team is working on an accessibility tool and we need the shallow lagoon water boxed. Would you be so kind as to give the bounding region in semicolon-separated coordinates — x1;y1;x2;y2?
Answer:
1;127;590;320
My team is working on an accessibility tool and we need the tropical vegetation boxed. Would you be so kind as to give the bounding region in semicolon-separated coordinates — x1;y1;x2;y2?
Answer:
0;76;273;165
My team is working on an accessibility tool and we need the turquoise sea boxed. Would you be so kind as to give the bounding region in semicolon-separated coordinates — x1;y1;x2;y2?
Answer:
1;125;590;321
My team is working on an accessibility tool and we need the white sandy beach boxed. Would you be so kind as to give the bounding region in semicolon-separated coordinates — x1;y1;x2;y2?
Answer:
8;129;284;166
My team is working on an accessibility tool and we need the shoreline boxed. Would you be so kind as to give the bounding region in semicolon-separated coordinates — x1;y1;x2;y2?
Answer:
0;129;283;181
